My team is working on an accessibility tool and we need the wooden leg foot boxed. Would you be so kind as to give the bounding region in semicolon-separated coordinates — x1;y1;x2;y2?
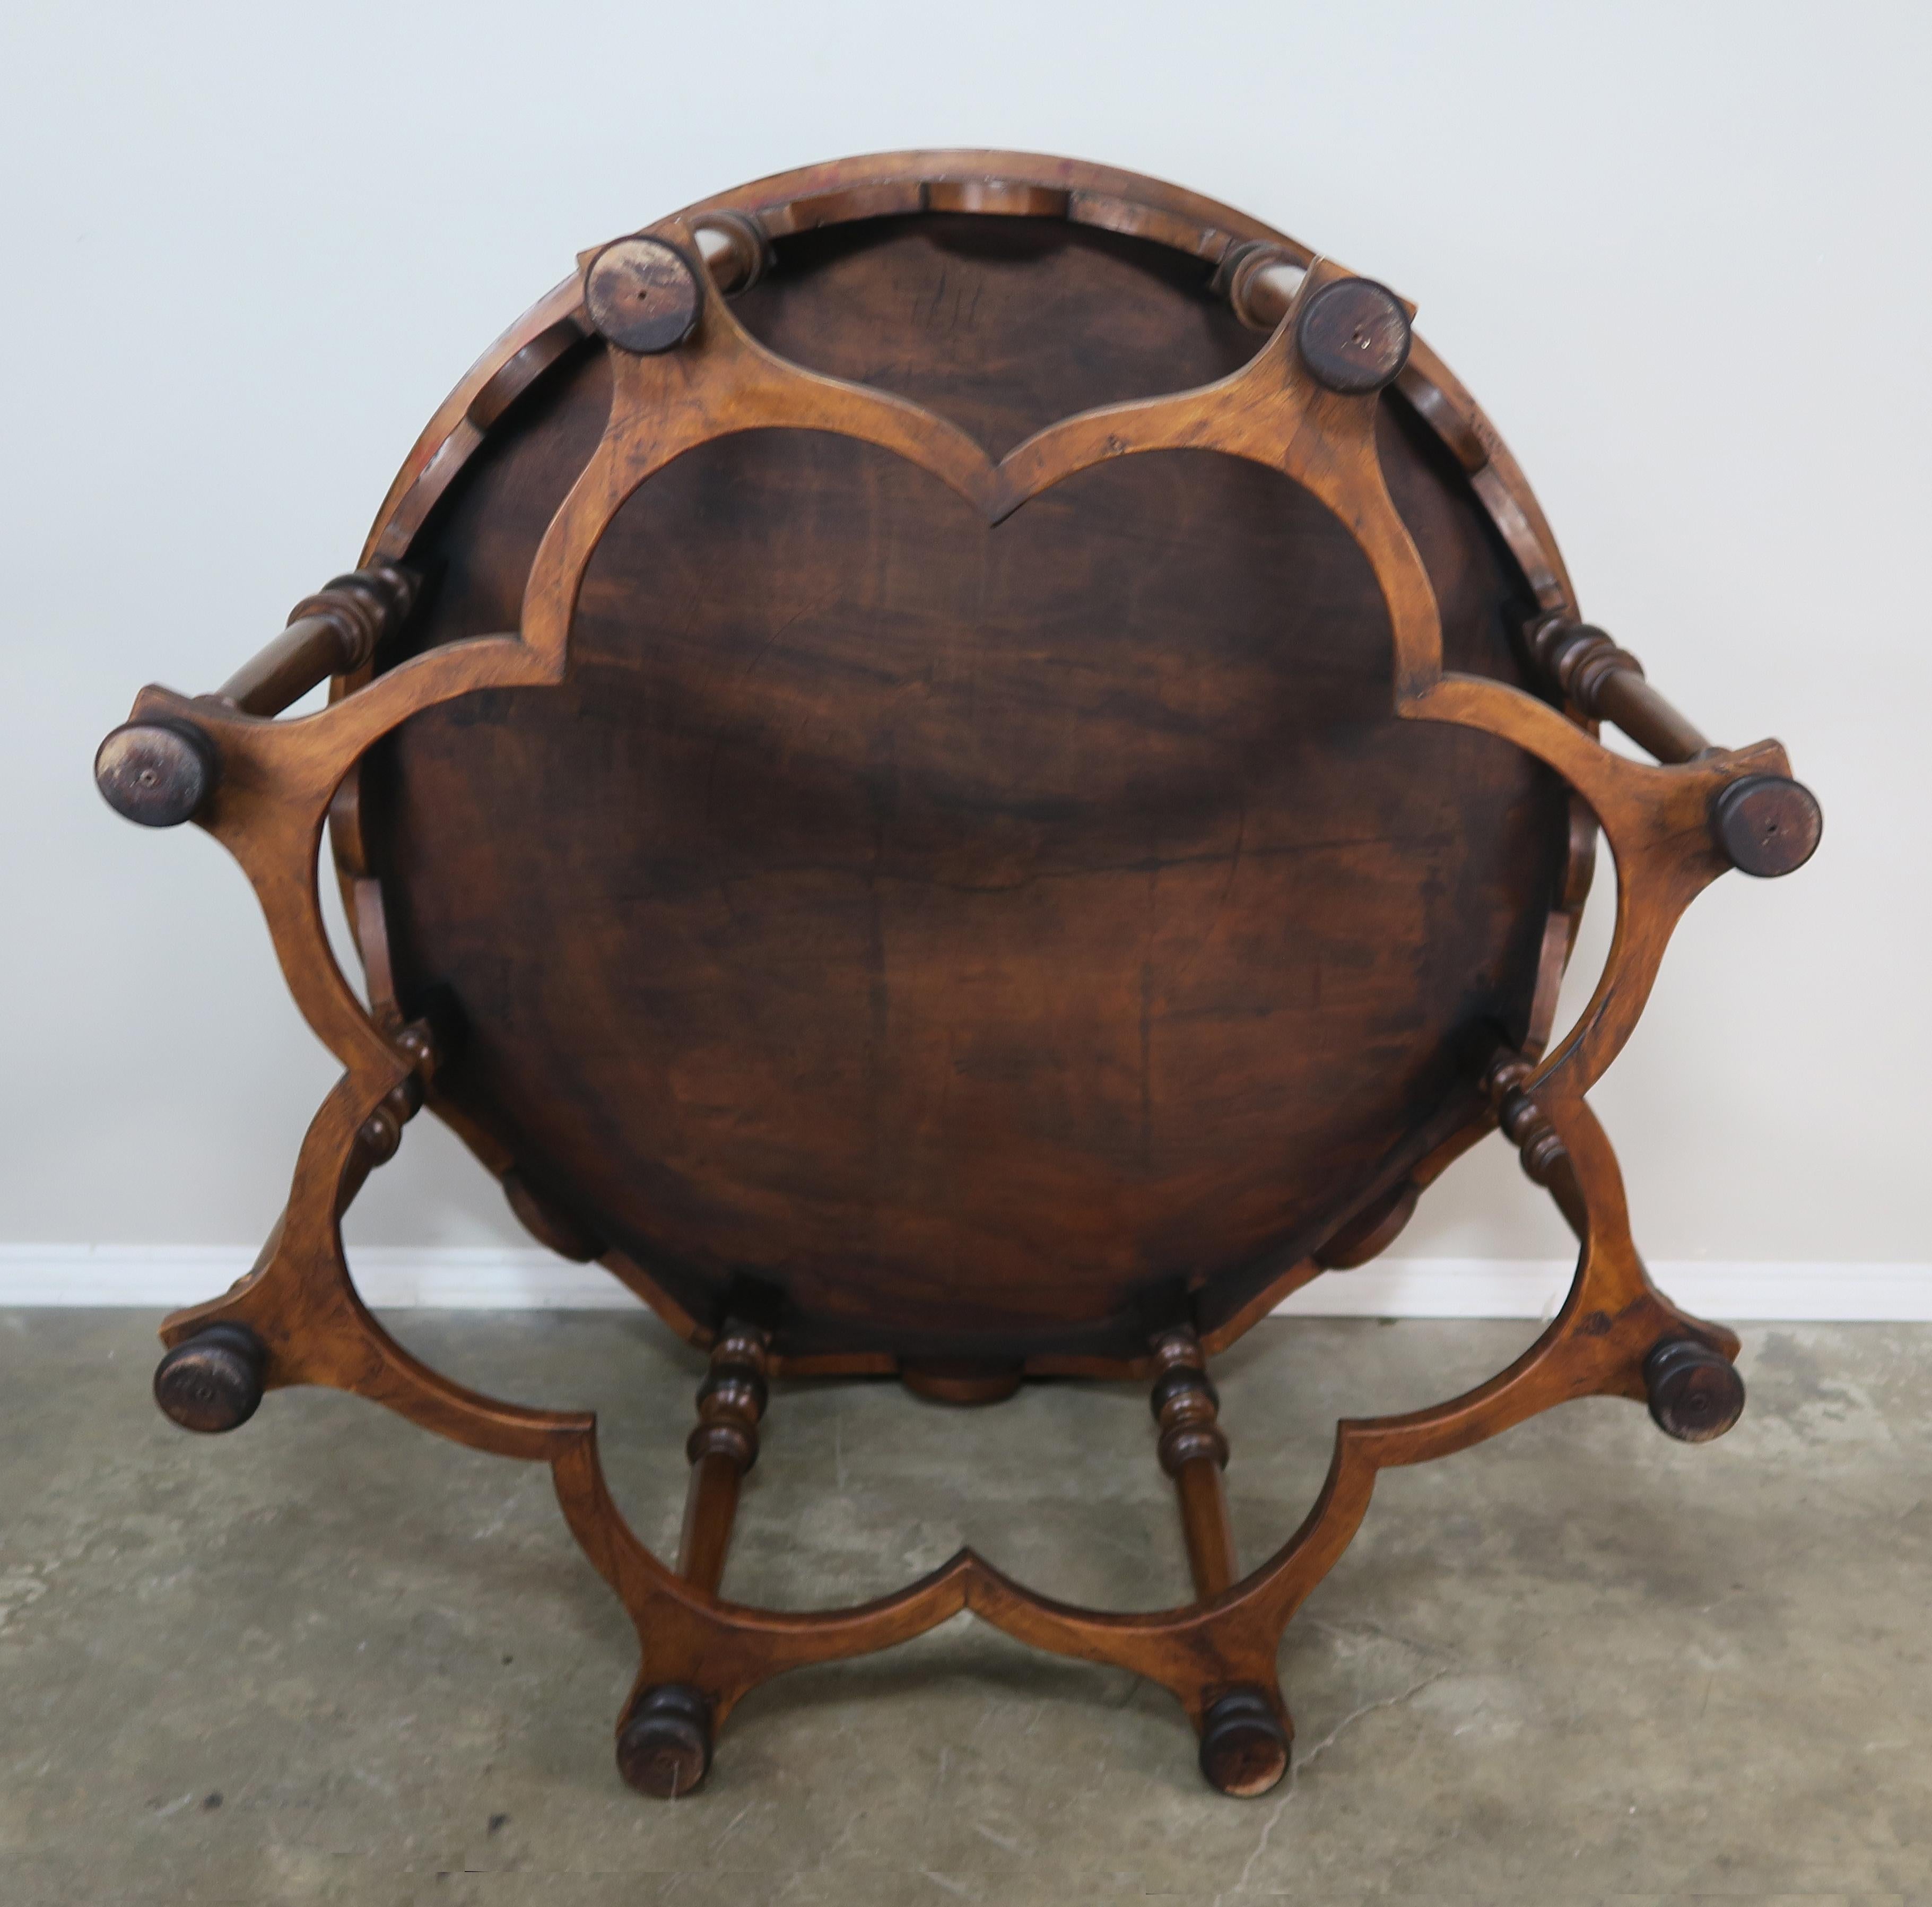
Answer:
1198;1687;1290;1797
1644;1337;1745;1443
153;1323;266;1433
617;1685;713;1798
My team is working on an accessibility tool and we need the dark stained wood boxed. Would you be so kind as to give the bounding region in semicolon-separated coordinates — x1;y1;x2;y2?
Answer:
691;211;771;294
1527;616;1822;876
676;1322;770;1593
584;237;702;354
1197;1688;1291;1798
501;1170;603;1262
222;566;417;717
1315;1178;1422;1270
365;213;1571;1367
1295;276;1411;393
1644;1338;1747;1442
1712;774;1823;877
105;150;1807;1802
1151;1328;1239;1601
94;720;216;827
1485;1052;1591;1241
1529;617;1712;763
900;1358;1024;1404
153;1323;267;1433
616;1684;712;1799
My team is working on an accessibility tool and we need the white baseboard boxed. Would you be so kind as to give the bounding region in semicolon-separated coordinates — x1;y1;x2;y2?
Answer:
0;1245;1925;1321
1275;1258;1930;1322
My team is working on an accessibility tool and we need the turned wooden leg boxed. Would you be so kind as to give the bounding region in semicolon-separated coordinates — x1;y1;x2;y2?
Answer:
1150;1328;1238;1601
153;1323;267;1433
676;1321;771;1591
619;1321;770;1799
1148;1329;1290;1795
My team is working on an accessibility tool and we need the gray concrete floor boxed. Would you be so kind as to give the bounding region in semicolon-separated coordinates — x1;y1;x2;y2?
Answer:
2;1311;1927;1904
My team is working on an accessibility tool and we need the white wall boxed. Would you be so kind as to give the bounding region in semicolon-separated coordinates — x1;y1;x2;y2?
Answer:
2;1;1926;1295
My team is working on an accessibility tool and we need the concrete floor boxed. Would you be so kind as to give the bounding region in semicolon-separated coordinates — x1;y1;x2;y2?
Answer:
1;1311;1927;1904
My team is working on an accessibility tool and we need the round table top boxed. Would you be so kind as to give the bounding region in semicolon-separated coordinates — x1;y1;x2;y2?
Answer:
345;156;1580;1371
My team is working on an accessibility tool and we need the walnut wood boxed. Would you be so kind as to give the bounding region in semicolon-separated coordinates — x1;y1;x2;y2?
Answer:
583;237;701;354
501;1171;603;1262
1295;277;1412;393
1644;1337;1746;1442
1528;615;1821;880
691;213;771;293
1711;774;1824;877
1198;1688;1291;1797
1215;241;1308;331
1529;616;1712;764
900;1359;1025;1405
153;1323;267;1433
1316;1179;1422;1269
107;151;1814;1802
220;566;417;718
1151;1329;1239;1601
616;1684;712;1799
362;217;1569;1367
98;568;417;829
1485;1054;1590;1241
94;720;216;827
677;1324;770;1593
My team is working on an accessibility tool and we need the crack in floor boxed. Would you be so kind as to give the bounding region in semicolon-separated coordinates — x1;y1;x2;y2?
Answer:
1292;1666;1452;1782
1212;1666;1454;1902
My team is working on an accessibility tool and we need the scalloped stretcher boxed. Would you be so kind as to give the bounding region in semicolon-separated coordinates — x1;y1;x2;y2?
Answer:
98;152;1818;1799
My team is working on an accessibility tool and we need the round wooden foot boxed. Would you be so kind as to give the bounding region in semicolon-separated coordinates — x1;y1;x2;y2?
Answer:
153;1324;266;1434
1295;277;1411;394
1711;774;1822;878
1644;1338;1746;1443
1198;1688;1290;1797
617;1685;712;1798
94;721;216;828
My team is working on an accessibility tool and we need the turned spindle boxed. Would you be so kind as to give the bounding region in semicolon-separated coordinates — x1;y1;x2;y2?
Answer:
1215;240;1309;331
619;1321;771;1799
1150;1327;1238;1601
220;565;418;717
336;1041;431;1213
1527;617;1822;877
1485;1055;1590;1242
691;211;771;294
95;565;419;828
677;1321;771;1592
